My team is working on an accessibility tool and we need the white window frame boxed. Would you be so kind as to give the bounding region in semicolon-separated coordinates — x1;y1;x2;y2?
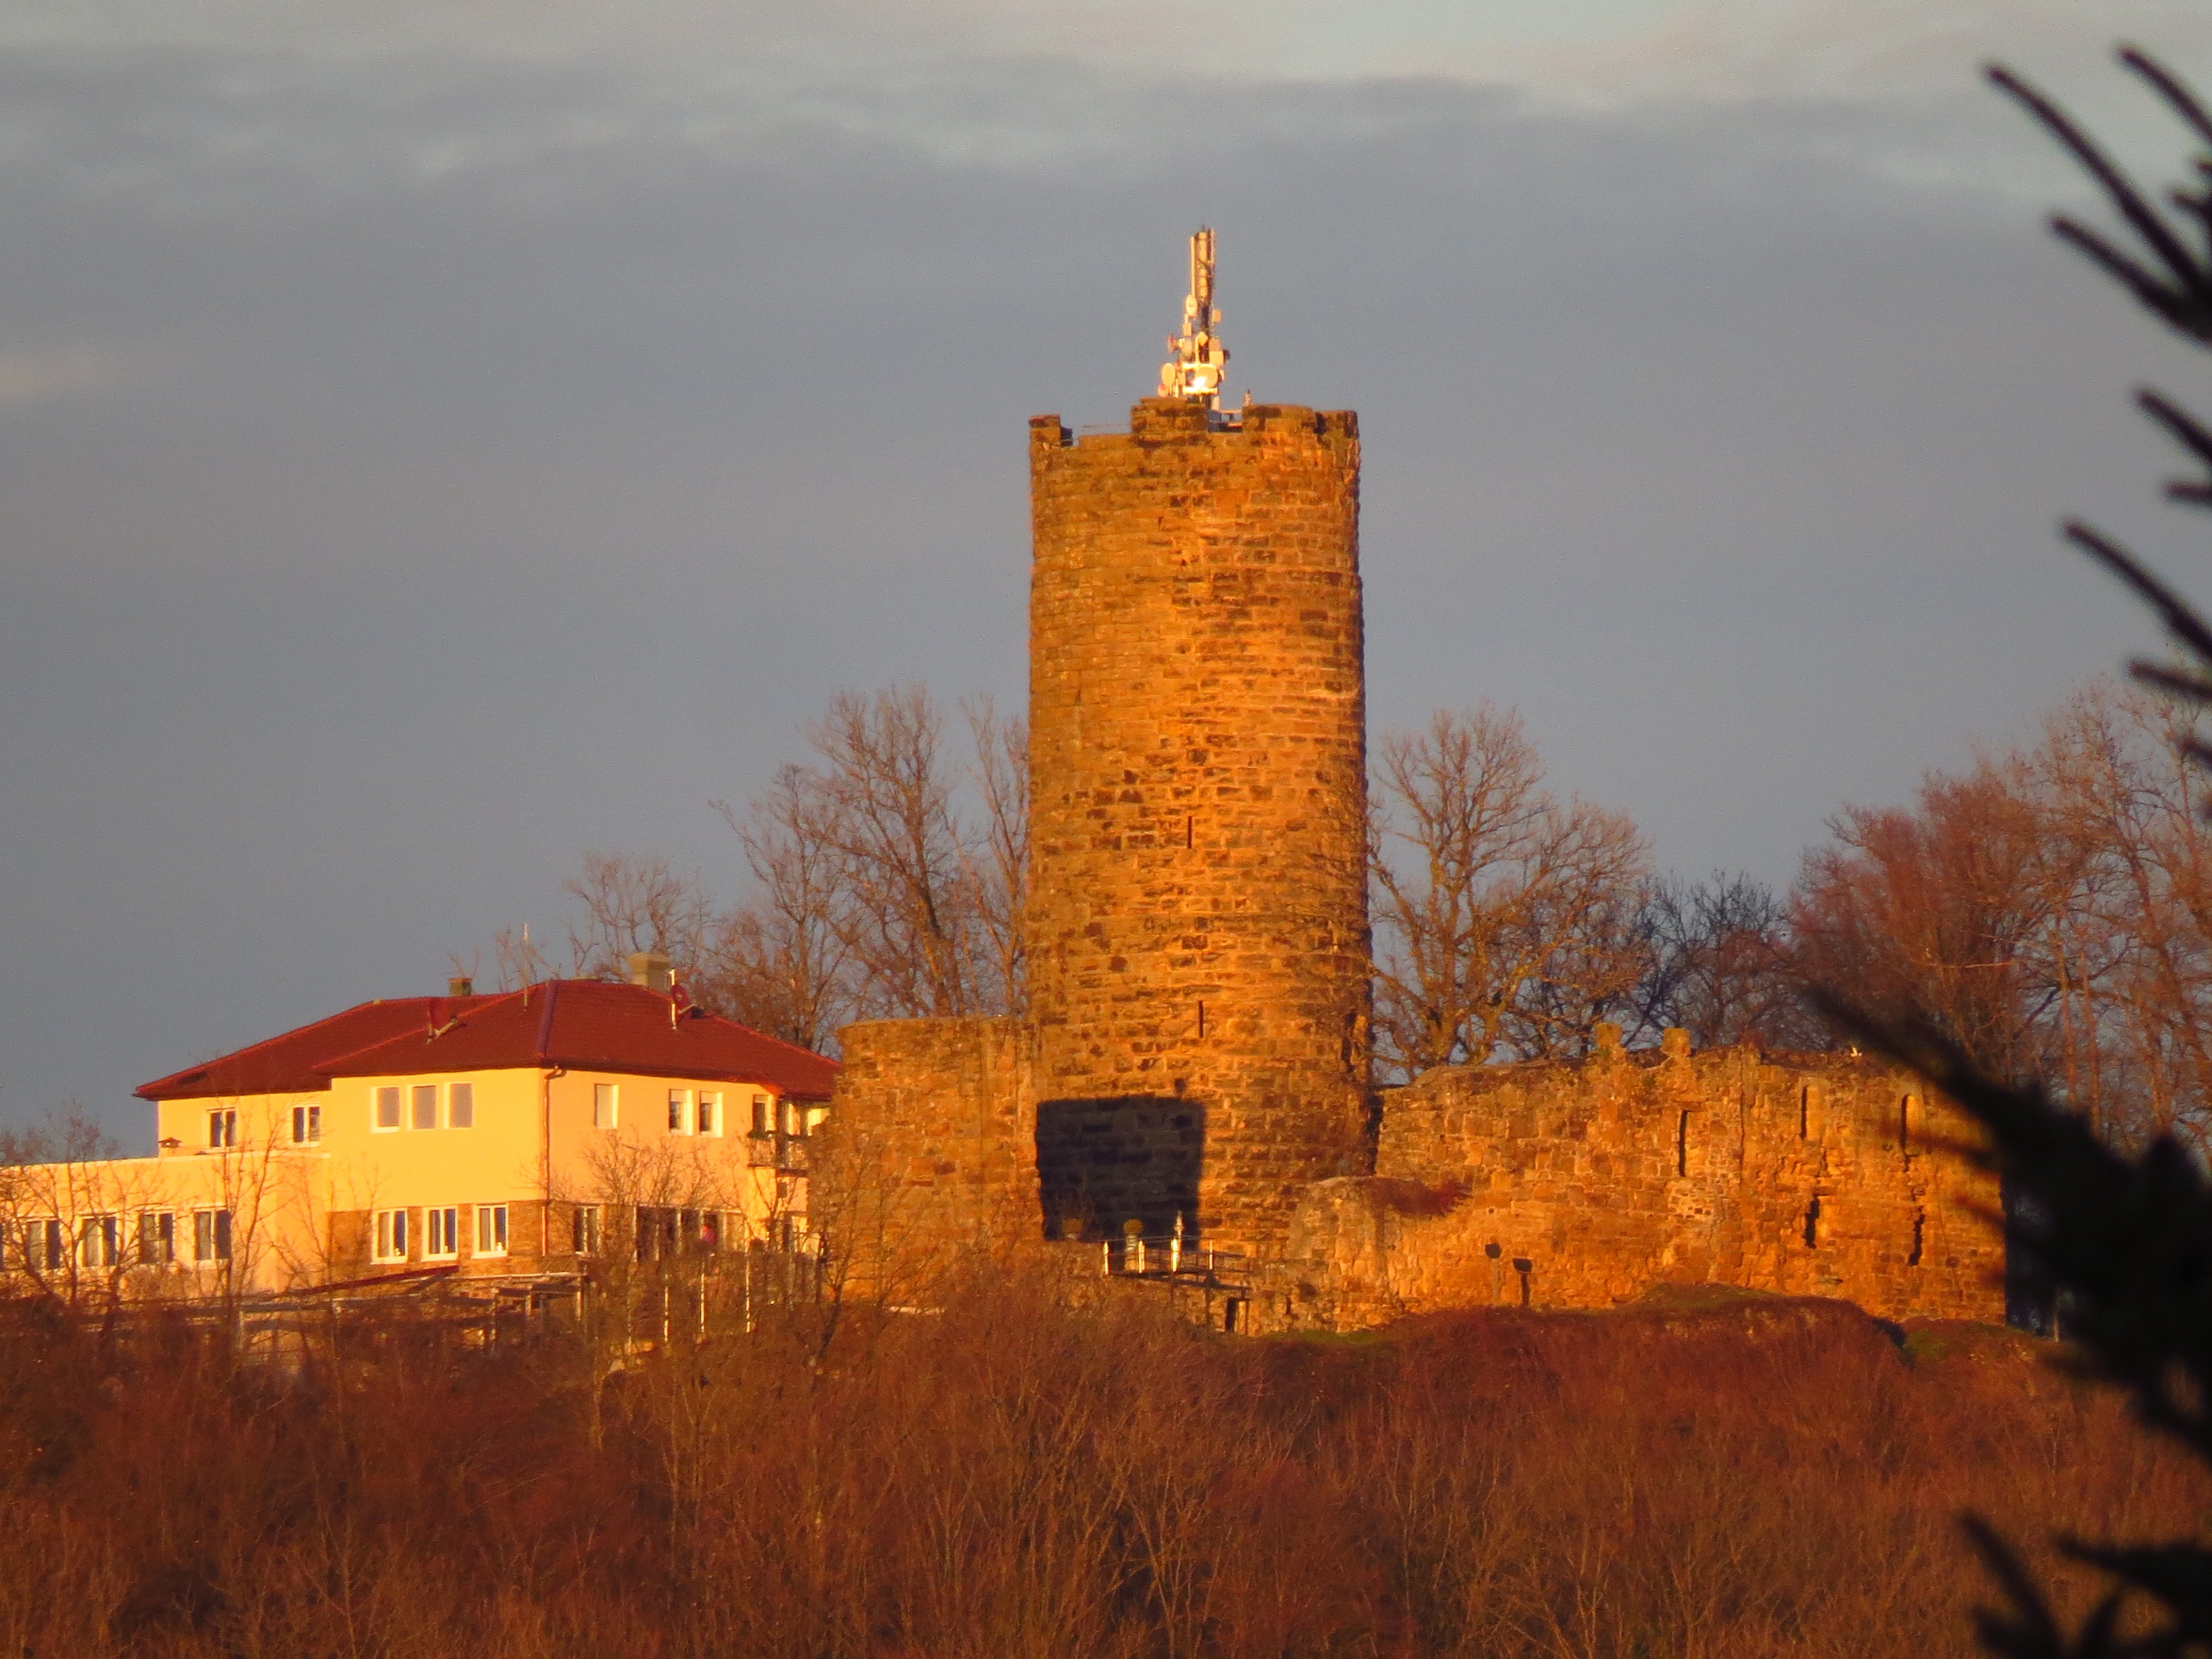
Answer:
447;1082;474;1129
137;1211;175;1266
194;1209;232;1264
751;1093;771;1135
410;1084;440;1131
572;1204;602;1257
291;1102;322;1145
373;1086;401;1132
207;1108;237;1150
373;1208;410;1263
474;1204;509;1258
593;1082;618;1129
697;1092;721;1136
424;1206;459;1260
27;1218;62;1272
79;1215;119;1269
668;1089;690;1134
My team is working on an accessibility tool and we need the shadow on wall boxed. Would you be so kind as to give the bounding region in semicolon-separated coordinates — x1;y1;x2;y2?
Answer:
1036;1097;1205;1243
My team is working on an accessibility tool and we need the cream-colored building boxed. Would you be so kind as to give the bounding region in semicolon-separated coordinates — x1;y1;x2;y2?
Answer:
1;956;837;1303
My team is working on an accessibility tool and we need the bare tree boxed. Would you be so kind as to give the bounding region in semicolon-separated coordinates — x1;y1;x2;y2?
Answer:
964;696;1029;1019
705;765;859;1050
492;922;554;992
1792;758;2075;1088
1368;706;1651;1079
562;852;717;983
806;686;985;1019
1632;872;1823;1050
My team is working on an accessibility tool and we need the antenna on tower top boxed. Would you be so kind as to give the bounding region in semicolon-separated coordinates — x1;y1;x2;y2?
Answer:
1159;227;1228;409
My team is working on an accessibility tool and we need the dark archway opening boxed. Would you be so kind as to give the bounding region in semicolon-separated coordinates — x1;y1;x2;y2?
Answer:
1035;1095;1206;1243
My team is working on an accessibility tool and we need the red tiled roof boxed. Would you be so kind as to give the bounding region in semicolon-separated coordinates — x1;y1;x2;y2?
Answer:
138;982;839;1103
135;998;460;1101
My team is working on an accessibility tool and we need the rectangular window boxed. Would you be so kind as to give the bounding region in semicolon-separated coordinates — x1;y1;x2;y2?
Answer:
668;1090;688;1134
375;1086;401;1130
779;1098;800;1138
207;1108;236;1149
374;1208;409;1262
571;1204;601;1257
194;1209;232;1264
411;1084;439;1130
425;1207;458;1259
593;1083;618;1129
447;1083;473;1129
35;1218;62;1272
291;1103;321;1145
80;1215;118;1269
474;1204;508;1256
752;1094;771;1135
697;1092;720;1136
137;1212;175;1266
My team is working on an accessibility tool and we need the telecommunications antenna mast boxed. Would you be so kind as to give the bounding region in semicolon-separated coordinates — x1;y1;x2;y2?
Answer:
1159;227;1228;409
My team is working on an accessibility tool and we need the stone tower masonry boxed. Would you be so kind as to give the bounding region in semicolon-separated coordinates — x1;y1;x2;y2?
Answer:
1024;395;1373;1256
816;236;2001;1327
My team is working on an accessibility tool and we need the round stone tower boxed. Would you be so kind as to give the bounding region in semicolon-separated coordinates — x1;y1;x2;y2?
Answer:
1025;394;1371;1257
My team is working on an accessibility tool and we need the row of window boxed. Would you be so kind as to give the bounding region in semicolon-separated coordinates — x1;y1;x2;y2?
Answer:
592;1084;785;1136
366;1203;761;1263
205;1105;324;1149
373;1203;509;1263
374;1083;476;1133
203;1088;802;1147
6;1210;232;1270
559;1205;805;1258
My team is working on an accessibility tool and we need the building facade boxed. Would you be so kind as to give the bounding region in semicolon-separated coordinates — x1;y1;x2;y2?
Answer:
3;957;836;1303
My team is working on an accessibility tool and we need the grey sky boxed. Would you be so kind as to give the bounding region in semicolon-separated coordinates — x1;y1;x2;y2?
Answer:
5;1;2211;1144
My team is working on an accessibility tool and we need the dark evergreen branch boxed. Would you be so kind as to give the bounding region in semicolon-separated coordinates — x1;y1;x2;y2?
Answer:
2126;47;2212;161
1990;63;2209;305
2067;520;2212;665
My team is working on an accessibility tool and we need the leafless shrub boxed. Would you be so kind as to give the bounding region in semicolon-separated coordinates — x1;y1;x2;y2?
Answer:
1369;705;1652;1079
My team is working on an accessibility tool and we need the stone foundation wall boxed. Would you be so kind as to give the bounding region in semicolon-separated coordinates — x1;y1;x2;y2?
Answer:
812;1016;1038;1300
326;1199;554;1281
1277;1034;2005;1330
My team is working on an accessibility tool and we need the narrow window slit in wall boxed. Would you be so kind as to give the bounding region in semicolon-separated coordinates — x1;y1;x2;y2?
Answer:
1799;1086;1810;1139
1512;1258;1533;1307
1909;1209;1924;1267
1676;1110;1690;1178
1899;1095;1912;1157
1803;1196;1821;1249
1197;1001;1206;1039
1185;814;1193;848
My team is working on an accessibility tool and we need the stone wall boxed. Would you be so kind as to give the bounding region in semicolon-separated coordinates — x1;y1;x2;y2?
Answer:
811;1016;1038;1300
1025;398;1373;1255
1275;1032;2006;1331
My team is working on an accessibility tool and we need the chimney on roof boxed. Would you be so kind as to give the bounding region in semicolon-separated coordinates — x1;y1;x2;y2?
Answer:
628;951;673;994
448;975;474;998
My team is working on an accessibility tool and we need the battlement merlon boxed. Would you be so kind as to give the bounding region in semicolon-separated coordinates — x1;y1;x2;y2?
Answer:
1027;404;1359;462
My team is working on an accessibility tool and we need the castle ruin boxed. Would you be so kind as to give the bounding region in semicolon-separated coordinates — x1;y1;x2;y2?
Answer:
818;233;2006;1331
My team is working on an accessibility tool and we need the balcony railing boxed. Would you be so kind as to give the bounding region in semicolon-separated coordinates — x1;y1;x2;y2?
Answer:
745;1131;810;1174
1099;1233;1245;1282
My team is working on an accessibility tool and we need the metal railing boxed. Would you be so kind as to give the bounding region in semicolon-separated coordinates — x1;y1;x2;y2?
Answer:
744;1131;810;1173
1098;1233;1245;1282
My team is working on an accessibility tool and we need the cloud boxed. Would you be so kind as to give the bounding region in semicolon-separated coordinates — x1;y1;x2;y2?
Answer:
0;7;2192;1149
0;346;133;404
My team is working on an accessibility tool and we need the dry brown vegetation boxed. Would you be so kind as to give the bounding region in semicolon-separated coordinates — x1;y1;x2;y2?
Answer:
0;1281;2191;1659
